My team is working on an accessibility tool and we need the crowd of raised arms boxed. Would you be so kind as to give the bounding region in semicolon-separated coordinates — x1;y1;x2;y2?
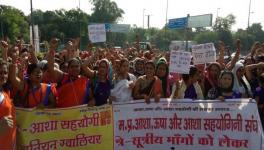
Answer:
0;37;264;149
1;38;264;105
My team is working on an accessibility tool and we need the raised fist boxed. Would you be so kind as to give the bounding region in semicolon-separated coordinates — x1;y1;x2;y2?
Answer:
0;41;8;49
50;38;59;50
218;41;224;49
236;39;241;51
29;44;35;53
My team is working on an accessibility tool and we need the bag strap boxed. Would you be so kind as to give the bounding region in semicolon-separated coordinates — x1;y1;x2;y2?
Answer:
43;84;51;106
57;74;69;88
82;80;90;104
22;81;29;107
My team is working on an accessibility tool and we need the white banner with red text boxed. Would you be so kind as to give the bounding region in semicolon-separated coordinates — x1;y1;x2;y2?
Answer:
113;99;263;150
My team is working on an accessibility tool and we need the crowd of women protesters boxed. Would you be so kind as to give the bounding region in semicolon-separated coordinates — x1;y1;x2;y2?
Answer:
0;37;264;149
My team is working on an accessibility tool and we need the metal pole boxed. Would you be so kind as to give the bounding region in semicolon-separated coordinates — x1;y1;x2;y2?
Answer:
247;0;252;29
165;0;169;48
79;0;81;50
185;14;190;51
147;15;150;29
216;8;220;18
143;9;145;28
216;8;220;28
30;0;35;44
165;0;168;26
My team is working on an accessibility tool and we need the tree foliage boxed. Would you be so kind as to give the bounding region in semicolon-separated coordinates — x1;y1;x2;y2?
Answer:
0;5;29;42
31;9;89;43
194;31;218;44
213;14;236;31
89;0;124;23
2;1;264;53
248;23;264;42
234;29;255;54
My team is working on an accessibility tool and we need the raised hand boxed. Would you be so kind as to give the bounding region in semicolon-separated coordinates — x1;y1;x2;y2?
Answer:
29;44;35;53
218;41;225;51
73;37;80;49
50;38;59;52
0;116;13;134
15;39;22;51
11;49;19;64
82;57;93;67
0;41;9;60
0;41;8;49
18;57;27;70
236;39;241;52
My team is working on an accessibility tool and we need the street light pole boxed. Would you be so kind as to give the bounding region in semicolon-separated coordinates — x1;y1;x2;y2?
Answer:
147;15;150;29
79;0;81;50
30;0;35;44
145;14;153;29
216;8;220;18
247;0;252;29
165;0;168;26
164;0;169;50
143;9;145;28
215;8;220;27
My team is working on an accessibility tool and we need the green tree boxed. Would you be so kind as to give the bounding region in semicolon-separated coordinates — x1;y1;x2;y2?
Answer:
218;30;233;48
194;27;208;33
194;31;218;44
30;10;62;41
30;9;90;49
151;28;182;50
213;14;236;31
247;23;264;42
106;32;128;47
89;0;124;23
0;5;29;42
127;27;148;43
58;9;89;41
213;14;236;49
233;29;255;54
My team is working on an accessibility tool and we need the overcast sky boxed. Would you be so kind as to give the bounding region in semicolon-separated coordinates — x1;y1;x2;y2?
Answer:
1;0;263;30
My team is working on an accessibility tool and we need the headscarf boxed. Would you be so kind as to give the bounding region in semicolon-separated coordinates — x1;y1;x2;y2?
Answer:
232;62;252;96
156;58;169;97
97;59;113;86
133;58;145;77
219;70;234;92
206;62;221;87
